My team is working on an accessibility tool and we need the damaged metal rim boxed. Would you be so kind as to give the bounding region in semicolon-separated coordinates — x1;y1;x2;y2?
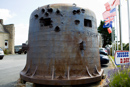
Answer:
20;69;104;85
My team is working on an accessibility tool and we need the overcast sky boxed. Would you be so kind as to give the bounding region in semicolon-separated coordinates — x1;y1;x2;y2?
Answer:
0;0;129;45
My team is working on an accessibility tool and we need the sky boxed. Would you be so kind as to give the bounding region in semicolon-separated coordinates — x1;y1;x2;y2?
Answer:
0;0;129;45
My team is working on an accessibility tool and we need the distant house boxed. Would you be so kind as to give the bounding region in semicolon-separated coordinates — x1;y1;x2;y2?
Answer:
0;19;15;54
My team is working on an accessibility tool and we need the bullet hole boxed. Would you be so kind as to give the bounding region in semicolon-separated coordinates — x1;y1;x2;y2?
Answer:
80;41;84;50
39;17;53;27
77;9;80;14
55;26;60;32
84;19;92;27
75;20;80;25
47;8;53;13
45;12;49;17
47;4;50;8
73;10;77;15
81;9;85;13
73;10;80;15
56;9;60;15
34;14;38;18
42;9;45;13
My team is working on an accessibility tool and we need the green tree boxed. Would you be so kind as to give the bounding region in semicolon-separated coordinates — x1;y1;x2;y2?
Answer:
98;21;112;47
123;43;129;50
113;43;129;51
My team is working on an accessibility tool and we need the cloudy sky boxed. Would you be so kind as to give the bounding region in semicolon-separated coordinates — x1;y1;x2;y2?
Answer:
0;0;129;45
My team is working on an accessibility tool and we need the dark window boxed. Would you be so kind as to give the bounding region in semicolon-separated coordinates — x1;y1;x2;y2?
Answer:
84;19;92;27
5;42;7;46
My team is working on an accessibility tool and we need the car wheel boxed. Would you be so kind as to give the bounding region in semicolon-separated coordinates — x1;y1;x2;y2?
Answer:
0;57;3;60
18;52;21;54
24;51;27;54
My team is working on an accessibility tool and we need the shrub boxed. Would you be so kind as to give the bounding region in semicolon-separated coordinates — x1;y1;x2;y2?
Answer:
105;64;130;87
4;49;10;54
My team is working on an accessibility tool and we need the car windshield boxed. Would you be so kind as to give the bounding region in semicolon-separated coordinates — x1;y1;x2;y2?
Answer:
99;48;103;51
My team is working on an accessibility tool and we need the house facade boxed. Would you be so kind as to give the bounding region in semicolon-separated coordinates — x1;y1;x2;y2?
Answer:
0;19;15;54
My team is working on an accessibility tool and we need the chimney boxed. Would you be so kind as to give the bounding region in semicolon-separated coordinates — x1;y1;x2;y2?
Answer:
0;19;3;25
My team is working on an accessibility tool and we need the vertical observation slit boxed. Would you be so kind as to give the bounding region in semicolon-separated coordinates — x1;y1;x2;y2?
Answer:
79;41;85;50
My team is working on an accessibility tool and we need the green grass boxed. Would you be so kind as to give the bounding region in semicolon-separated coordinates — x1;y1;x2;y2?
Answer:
110;56;114;61
110;56;120;67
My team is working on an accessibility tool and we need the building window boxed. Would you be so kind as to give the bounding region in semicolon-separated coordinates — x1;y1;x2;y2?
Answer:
5;42;7;46
84;19;92;27
5;40;8;49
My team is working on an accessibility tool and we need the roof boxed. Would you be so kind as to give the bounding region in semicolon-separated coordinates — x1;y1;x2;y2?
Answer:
0;24;8;33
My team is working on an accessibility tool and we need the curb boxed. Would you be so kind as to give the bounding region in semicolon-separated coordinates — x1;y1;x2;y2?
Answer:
109;56;117;68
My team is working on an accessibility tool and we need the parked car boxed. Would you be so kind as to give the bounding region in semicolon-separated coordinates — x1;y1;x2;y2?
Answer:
99;48;109;64
15;43;28;54
99;48;108;55
100;54;109;64
0;48;4;60
15;45;22;54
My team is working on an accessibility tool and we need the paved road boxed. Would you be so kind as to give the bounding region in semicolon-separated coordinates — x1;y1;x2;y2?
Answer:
0;55;114;87
0;54;26;87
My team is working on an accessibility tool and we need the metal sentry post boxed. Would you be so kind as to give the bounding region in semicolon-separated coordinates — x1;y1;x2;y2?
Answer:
114;16;116;52
127;0;130;58
116;6;119;50
119;0;123;50
112;27;114;56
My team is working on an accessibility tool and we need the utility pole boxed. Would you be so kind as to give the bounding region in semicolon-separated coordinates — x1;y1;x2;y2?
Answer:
116;6;119;50
112;28;114;56
119;0;123;50
127;0;130;55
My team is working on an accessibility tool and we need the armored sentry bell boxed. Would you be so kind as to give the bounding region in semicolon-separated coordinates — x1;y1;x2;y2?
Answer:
20;3;104;85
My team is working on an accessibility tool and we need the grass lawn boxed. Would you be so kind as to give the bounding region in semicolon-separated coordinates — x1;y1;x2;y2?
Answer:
110;56;120;67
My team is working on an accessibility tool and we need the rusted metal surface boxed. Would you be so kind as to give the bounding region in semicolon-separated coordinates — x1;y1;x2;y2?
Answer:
20;3;104;85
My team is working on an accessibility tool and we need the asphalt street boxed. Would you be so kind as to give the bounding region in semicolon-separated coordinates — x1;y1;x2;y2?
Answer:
0;54;26;87
0;54;114;87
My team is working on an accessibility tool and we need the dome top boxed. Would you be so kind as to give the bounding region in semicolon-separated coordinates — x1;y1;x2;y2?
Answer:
30;3;96;20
